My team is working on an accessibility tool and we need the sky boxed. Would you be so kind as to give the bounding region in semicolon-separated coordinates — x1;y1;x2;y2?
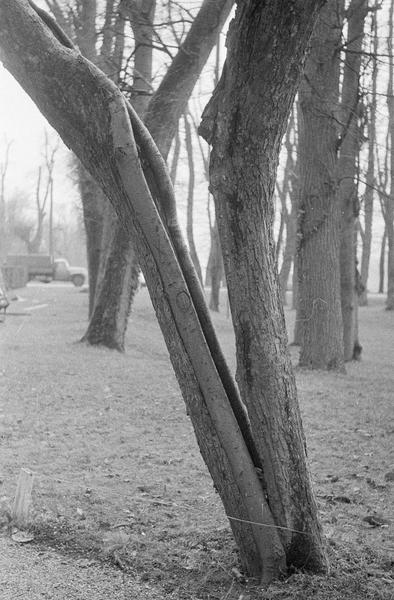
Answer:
0;4;389;292
0;64;78;223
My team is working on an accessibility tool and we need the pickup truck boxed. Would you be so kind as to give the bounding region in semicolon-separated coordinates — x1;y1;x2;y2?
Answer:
3;254;87;287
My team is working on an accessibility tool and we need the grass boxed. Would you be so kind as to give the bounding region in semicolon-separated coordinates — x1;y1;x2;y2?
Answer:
0;283;393;599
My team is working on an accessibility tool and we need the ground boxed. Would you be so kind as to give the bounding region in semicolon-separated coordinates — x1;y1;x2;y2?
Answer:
0;282;393;599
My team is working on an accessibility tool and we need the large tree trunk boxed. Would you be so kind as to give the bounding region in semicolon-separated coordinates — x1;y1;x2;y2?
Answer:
338;0;368;358
296;4;344;371
200;0;327;572
0;0;294;581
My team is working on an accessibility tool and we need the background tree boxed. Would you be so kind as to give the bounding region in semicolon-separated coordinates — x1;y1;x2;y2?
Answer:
296;2;344;371
0;138;12;258
201;35;225;312
184;110;203;285
359;4;379;306
277;107;298;306
0;0;327;582
338;0;368;359
385;0;394;309
14;132;58;254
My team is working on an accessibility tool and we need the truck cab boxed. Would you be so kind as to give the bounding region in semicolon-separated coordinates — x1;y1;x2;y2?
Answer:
53;258;87;287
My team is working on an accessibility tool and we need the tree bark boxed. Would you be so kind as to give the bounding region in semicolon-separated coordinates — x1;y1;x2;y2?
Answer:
200;0;327;571
0;0;290;581
296;4;344;371
338;0;368;357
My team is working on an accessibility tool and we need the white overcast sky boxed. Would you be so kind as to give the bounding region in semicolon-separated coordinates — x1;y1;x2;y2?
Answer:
0;4;389;288
0;63;77;221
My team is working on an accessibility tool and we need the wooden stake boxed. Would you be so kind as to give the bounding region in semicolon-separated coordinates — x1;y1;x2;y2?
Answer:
12;468;35;529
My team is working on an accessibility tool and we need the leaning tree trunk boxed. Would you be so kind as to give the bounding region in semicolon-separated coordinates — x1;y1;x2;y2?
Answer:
0;0;292;582
200;0;327;572
338;0;368;358
296;4;344;371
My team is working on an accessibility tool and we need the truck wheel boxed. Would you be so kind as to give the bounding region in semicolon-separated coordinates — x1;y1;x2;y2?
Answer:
72;274;85;287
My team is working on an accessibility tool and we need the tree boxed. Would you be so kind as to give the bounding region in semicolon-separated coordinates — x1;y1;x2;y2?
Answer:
203;35;225;313
296;2;345;370
80;0;150;347
0;138;12;258
379;227;387;293
359;4;379;306
0;0;327;582
200;0;327;572
184;110;203;285
386;0;394;310
338;0;368;358
278;108;298;306
14;132;59;254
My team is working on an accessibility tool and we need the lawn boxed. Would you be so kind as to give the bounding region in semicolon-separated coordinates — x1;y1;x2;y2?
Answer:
0;282;393;599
